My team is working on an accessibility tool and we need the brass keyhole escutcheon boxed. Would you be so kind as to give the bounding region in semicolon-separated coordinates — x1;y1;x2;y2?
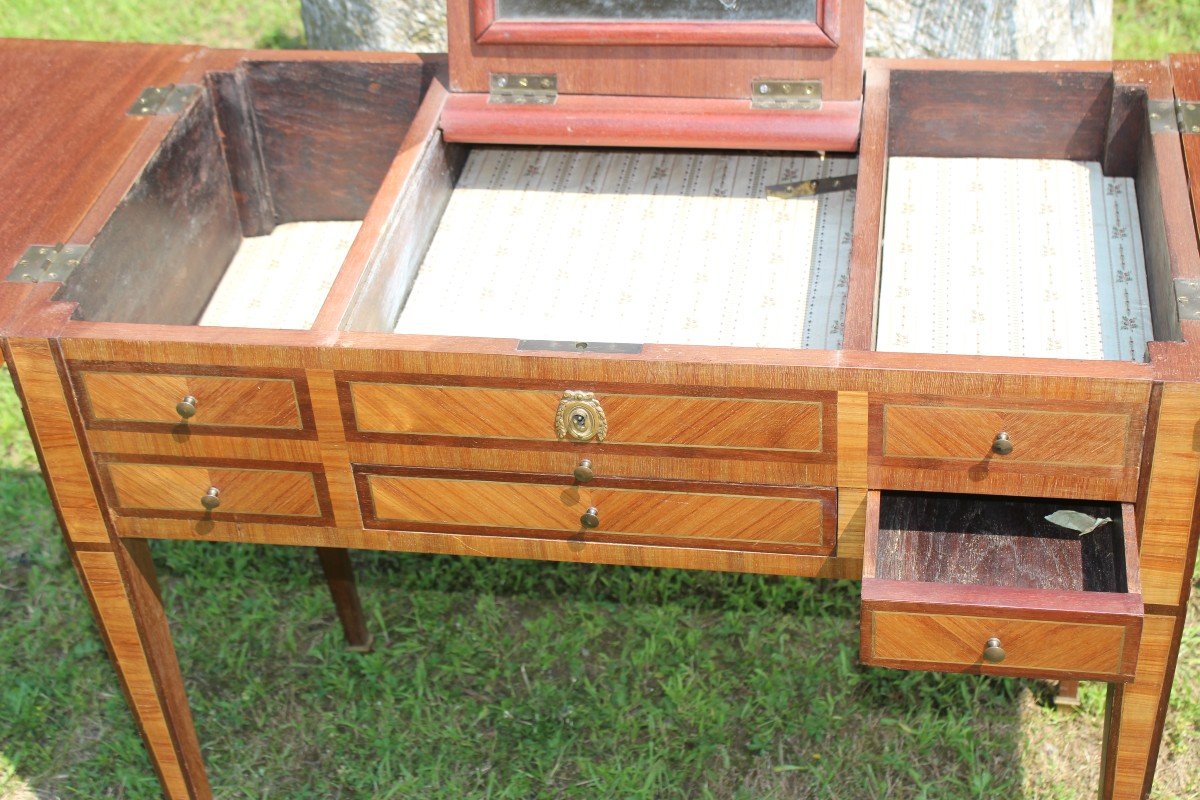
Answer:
555;391;607;443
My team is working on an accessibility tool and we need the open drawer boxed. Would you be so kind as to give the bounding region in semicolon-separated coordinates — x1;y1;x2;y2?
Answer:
860;491;1142;682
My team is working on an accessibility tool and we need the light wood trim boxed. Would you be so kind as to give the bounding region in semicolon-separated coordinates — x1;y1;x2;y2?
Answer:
85;430;323;464
836;390;868;486
306;369;364;528
1136;382;1200;605
78;370;302;429
867;609;1129;680
104;463;322;518
76;547;208;799
836;486;867;562
4;338;109;543
348;381;828;452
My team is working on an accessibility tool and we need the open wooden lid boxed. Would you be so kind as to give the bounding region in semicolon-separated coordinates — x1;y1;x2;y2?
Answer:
441;0;864;150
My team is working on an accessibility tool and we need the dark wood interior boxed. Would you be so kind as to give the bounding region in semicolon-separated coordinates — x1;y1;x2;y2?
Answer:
58;59;438;326
874;492;1128;594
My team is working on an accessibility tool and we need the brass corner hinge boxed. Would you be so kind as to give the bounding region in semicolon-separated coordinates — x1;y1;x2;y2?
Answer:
488;73;557;105
128;83;200;116
6;243;89;284
1148;98;1200;134
750;79;822;111
1175;279;1200;321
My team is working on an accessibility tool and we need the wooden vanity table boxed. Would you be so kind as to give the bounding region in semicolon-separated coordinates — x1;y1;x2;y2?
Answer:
3;1;1200;796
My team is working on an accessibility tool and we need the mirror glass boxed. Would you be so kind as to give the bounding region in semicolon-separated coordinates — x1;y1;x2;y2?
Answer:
494;0;818;22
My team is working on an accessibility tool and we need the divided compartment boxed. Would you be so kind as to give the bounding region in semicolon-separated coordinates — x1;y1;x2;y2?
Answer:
861;68;1182;362
860;490;1143;682
56;58;439;328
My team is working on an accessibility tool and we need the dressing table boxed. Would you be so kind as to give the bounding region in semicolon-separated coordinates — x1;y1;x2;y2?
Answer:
3;2;1200;797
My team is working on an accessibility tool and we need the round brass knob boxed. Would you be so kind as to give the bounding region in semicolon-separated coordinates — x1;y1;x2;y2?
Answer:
983;637;1006;663
580;507;599;529
176;395;198;419
200;487;221;511
992;431;1013;456
573;459;595;483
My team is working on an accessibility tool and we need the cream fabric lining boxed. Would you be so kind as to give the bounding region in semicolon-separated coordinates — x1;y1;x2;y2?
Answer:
198;220;361;330
876;157;1152;362
393;147;857;349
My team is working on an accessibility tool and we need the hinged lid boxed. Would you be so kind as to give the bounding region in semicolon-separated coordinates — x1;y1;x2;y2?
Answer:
442;0;864;151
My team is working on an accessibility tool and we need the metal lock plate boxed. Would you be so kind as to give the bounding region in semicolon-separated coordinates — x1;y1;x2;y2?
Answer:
555;391;607;442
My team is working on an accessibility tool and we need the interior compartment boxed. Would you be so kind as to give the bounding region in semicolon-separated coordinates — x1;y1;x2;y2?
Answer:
57;59;438;327
871;70;1179;362
873;492;1131;594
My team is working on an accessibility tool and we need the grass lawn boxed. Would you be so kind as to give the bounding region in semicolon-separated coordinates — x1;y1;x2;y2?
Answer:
1;3;1199;799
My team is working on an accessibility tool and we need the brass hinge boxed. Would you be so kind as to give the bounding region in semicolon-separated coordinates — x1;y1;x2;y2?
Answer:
517;340;642;354
751;79;822;111
1175;279;1200;321
489;74;557;105
128;83;200;116
1148;98;1200;134
6;243;89;284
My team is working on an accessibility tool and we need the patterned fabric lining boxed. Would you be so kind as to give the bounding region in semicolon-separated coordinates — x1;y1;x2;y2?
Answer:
393;147;858;350
876;157;1152;362
198;220;361;330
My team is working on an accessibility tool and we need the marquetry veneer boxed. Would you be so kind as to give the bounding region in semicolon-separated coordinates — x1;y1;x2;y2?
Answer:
3;18;1200;800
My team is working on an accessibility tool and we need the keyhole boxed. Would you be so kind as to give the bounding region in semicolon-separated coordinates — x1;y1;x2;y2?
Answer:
571;411;588;431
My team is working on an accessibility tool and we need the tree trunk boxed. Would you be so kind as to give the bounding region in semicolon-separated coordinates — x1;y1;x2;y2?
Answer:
866;0;1112;59
300;0;1112;61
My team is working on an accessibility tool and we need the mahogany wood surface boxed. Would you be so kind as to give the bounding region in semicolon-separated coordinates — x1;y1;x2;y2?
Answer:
446;0;864;101
0;40;198;274
439;94;863;151
874;493;1128;593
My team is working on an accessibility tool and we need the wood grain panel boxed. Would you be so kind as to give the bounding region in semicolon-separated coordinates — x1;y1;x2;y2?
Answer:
836;486;867;561
85;430;322;464
306;369;363;529
348;381;828;451
365;473;831;549
837;391;868;487
882;404;1132;467
80;371;303;429
75;549;201;799
347;440;835;488
867;609;1129;679
104;462;322;518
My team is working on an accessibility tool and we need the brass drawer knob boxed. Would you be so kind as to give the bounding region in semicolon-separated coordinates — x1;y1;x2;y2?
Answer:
992;431;1013;456
176;395;198;419
580;507;600;529
983;637;1006;663
200;487;221;511
573;459;595;483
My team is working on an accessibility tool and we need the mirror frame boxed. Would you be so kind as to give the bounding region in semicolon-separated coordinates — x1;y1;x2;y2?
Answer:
472;0;841;46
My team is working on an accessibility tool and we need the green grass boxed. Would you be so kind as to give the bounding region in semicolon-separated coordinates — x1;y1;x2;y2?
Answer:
0;0;304;49
1;2;1200;798
1115;0;1200;60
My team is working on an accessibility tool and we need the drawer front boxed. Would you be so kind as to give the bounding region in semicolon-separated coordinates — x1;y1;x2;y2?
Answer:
871;396;1145;499
864;609;1130;680
100;461;330;524
347;381;829;450
75;367;313;435
360;469;835;554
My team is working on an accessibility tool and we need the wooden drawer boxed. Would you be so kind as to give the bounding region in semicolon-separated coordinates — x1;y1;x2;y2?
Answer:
860;491;1142;682
869;395;1147;500
98;458;332;526
72;363;315;438
338;376;837;486
358;467;836;555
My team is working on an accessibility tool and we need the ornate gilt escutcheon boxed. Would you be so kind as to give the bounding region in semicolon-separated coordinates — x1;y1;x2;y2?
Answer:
555;390;607;442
